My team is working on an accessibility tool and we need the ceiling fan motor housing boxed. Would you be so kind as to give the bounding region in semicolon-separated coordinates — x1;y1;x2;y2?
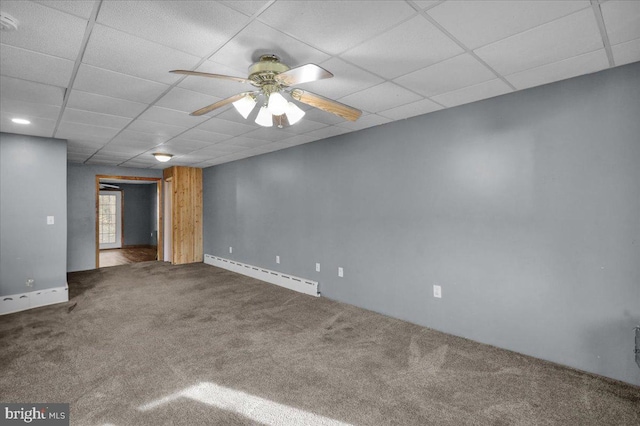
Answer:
248;54;290;88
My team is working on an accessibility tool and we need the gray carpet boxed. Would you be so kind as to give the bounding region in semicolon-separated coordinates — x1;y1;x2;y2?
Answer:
1;261;638;425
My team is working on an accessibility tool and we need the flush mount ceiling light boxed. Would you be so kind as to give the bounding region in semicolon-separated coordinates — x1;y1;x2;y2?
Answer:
153;153;173;162
11;118;30;124
170;54;361;128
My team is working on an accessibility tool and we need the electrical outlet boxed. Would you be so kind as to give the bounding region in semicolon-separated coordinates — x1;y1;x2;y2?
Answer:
338;267;344;278
433;285;442;298
276;255;280;264
26;278;34;287
229;247;233;254
316;263;321;272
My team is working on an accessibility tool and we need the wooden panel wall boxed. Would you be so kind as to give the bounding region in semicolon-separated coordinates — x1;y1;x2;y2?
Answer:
163;166;203;264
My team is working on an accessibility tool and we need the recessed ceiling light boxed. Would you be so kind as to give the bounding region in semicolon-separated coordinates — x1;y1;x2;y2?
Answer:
153;153;173;162
11;118;30;125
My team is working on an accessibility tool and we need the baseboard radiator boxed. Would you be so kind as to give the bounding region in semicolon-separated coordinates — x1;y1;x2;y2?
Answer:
0;284;69;315
204;254;319;297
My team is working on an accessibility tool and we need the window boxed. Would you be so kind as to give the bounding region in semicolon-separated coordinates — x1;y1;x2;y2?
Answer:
99;194;117;244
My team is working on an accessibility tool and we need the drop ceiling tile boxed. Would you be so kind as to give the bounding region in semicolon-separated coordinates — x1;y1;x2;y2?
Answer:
61;108;132;129
67;139;106;151
257;1;416;55
601;0;640;45
208;20;331;74
118;161;153;169
336;114;392;131
96;144;148;155
137;106;208;128
214;106;261;124
0;76;64;106
341;16;463;79
145;143;196;156
73;64;170;104
178;60;255;100
196;117;256;136
110;129;171;146
179;128;233;144
340;82;423;113
378;98;443;120
91;152;137;162
82;24;201;84
474;8;603;75
126;119;188;139
299;107;345;125
220;1;270;16
414;1;440;10
165;138;215;151
0;44;75;87
506;49;609;90
303;125;350;141
96;1;247;57
431;79;513;107
428;1;589;50
0;113;56;137
612;38;640;66
56;121;121;141
284;119;328;135
34;0;96;19
66;90;148;118
0;99;61;120
85;158;122;166
155;87;223;114
67;153;91;163
227;136;273;148
296;57;384;100
0;1;87;60
394;54;497;97
242;127;295;142
196;143;248;154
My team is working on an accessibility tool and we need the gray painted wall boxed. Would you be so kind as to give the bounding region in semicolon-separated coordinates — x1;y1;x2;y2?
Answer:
203;63;640;386
0;133;67;296
67;163;162;272
119;183;152;246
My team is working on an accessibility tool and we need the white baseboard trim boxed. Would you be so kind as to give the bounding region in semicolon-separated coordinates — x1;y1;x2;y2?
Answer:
204;254;320;297
0;284;69;315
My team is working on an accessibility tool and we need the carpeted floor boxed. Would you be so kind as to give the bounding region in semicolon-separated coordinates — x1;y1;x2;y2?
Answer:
1;261;638;425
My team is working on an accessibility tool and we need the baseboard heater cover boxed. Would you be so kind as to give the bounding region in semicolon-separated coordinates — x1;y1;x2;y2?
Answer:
0;284;69;315
204;254;319;297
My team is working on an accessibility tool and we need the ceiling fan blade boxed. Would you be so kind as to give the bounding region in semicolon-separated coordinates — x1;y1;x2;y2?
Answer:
170;70;250;84
274;64;333;86
191;92;256;116
290;89;361;122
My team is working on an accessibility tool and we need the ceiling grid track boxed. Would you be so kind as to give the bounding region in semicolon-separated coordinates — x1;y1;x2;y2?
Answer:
590;0;616;67
51;0;103;139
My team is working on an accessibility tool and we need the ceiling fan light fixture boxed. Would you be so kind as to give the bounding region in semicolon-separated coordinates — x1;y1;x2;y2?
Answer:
267;91;288;116
232;94;257;119
153;153;173;162
285;102;305;125
255;106;273;127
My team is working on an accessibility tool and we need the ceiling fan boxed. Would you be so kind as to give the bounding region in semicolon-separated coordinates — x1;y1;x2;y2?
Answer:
170;54;362;128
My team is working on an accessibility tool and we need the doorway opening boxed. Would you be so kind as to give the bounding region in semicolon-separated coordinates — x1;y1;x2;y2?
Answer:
95;175;163;268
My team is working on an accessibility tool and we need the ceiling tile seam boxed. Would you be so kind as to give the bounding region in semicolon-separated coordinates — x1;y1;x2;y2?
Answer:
34;0;97;20
0;75;66;106
99;1;279;166
52;0;103;140
590;0;615;67
0;42;77;63
418;12;516;91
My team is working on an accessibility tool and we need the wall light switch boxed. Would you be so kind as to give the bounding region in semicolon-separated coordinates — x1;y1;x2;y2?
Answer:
47;216;54;225
316;263;321;272
229;247;233;254
276;255;280;264
433;285;442;298
338;267;344;278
